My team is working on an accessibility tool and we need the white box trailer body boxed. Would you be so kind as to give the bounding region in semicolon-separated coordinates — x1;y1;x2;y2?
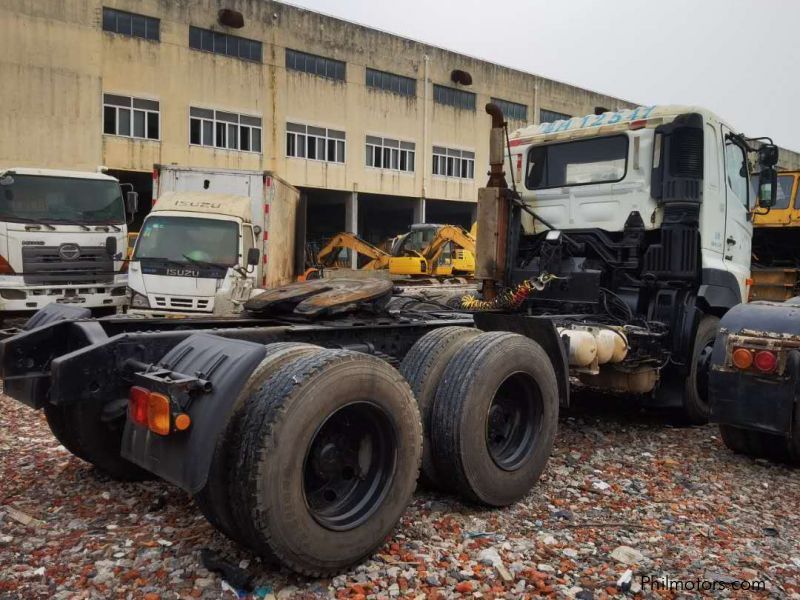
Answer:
128;166;300;316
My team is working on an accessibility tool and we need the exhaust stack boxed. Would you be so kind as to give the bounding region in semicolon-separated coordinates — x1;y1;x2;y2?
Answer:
475;103;512;299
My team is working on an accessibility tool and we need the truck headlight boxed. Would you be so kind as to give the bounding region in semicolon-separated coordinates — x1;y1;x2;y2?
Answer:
130;292;150;309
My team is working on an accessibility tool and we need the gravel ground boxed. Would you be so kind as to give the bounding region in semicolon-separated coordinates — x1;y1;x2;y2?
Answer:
1;393;799;600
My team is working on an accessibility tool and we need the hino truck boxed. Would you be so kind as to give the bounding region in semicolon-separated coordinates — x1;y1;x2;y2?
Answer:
129;167;301;317
0;168;134;323
0;103;778;576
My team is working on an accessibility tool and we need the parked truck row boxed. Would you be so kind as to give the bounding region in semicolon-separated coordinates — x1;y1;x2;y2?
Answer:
0;102;794;577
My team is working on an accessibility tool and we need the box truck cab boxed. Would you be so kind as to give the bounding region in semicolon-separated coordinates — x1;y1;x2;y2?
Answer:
0;168;132;322
128;168;300;317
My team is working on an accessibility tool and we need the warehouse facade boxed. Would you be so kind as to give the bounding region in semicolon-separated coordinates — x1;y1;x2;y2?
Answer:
2;0;797;246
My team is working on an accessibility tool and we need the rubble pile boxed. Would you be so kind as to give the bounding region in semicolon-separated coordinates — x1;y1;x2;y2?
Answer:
1;395;798;599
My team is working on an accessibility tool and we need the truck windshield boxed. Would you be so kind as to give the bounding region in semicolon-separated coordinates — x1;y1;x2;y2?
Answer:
526;135;629;190
0;174;125;224
134;216;239;266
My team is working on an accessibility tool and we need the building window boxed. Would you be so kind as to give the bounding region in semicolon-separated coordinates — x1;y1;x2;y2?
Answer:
540;108;571;124
190;108;262;152
102;7;160;41
103;94;159;140
491;98;528;122
188;26;262;62
432;146;474;179
366;68;416;97
365;136;415;172
286;123;346;163
286;49;345;81
433;84;476;111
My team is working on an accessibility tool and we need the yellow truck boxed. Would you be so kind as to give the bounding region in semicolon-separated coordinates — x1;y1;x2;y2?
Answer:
751;171;800;300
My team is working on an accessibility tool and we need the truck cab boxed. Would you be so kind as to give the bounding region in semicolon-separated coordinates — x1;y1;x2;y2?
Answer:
127;192;260;317
0;168;131;321
507;105;755;305
480;104;777;421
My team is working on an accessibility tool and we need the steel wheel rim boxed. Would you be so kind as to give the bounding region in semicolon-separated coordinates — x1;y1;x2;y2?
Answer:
303;402;397;531
485;371;543;471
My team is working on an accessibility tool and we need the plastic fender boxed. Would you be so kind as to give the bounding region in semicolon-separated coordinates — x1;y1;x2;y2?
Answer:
121;333;267;493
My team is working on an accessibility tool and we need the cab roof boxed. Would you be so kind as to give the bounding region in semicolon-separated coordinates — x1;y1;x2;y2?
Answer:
1;167;119;181
509;105;726;147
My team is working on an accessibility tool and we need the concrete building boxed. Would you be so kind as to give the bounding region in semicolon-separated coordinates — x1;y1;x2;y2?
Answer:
2;0;798;246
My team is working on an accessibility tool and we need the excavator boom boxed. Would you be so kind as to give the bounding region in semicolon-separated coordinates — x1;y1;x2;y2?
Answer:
317;233;391;270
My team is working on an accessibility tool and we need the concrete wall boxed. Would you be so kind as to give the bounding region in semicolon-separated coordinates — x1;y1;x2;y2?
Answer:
2;0;799;203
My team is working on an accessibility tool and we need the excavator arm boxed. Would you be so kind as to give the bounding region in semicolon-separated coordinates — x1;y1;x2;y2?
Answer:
421;225;477;273
317;233;391;270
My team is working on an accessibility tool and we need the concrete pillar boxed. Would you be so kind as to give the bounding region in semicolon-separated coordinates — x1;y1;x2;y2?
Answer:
413;197;426;224
345;192;358;269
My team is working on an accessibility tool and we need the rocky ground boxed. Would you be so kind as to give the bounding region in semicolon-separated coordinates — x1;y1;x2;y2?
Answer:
1;393;799;600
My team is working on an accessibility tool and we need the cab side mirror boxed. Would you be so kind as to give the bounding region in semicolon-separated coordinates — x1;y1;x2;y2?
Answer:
247;247;260;266
758;144;779;168
105;236;118;257
125;191;139;214
757;167;779;209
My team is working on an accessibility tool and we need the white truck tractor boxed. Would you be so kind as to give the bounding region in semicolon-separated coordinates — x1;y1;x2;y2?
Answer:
0;168;134;323
481;104;778;423
127;168;300;317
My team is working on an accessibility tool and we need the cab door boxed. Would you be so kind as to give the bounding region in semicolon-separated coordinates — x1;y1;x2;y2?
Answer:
721;126;753;299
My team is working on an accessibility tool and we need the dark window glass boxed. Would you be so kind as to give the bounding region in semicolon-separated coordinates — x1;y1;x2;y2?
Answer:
189;26;202;49
118;108;130;136
189;26;261;62
102;8;116;32
103;106;116;134
202;121;213;146
117;12;131;35
190;119;202;145
147;112;159;139
103;8;159;41
526;135;629;190
365;68;416;97
285;48;345;81
540;108;571;124
133;110;145;138
491;98;528;122
131;14;146;38
433;84;474;110
215;122;226;148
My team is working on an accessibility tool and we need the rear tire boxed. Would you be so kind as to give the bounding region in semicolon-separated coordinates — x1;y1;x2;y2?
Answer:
232;350;422;575
682;315;719;425
43;399;151;481
194;342;323;550
399;326;479;488
430;331;559;506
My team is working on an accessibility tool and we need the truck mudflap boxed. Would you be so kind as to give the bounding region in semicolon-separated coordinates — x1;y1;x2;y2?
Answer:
121;333;267;493
709;301;800;435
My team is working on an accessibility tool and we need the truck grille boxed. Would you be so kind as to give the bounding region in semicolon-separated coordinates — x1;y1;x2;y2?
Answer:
152;296;211;311
22;246;113;285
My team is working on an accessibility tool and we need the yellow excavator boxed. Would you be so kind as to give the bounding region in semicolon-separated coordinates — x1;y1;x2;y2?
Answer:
314;223;477;278
751;171;800;300
389;224;476;277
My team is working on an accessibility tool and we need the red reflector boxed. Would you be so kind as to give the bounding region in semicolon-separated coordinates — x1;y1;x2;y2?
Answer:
629;119;647;130
265;176;272;188
264;204;270;214
0;255;15;275
753;350;777;373
129;386;149;426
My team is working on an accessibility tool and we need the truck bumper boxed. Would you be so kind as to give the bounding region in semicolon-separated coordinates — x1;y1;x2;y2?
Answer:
0;279;128;313
127;308;214;319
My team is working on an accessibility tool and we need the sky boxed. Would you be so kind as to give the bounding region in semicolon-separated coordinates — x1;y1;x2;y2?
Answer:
285;0;800;152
